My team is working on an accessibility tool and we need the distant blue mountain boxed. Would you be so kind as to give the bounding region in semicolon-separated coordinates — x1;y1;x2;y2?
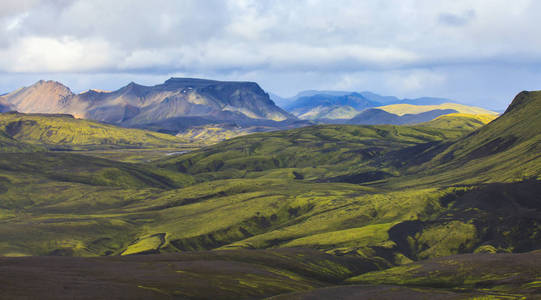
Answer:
271;90;454;121
347;108;458;125
285;92;380;112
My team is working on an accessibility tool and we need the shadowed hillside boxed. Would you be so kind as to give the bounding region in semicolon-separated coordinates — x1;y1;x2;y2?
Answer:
0;90;539;299
400;90;541;186
156;124;467;182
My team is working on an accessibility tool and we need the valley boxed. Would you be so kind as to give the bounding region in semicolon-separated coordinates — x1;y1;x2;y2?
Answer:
0;86;539;298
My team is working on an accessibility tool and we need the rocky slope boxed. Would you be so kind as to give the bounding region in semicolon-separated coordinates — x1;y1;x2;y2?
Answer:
0;78;295;133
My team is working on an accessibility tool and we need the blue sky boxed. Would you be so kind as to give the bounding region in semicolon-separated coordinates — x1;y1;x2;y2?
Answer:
1;0;541;110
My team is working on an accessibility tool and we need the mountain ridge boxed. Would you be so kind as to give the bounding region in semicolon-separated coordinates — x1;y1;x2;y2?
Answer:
278;90;494;124
0;89;539;299
0;78;295;133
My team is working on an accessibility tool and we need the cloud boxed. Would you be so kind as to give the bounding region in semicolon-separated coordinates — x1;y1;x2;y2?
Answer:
438;10;476;26
0;0;540;109
0;36;117;72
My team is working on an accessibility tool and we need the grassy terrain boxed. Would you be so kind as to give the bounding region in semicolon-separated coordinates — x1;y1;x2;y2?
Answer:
0;151;195;257
156;124;467;183
377;103;497;116
0;112;188;150
74;147;198;163
398;91;541;187
417;113;497;130
0;92;539;298
0;92;539;259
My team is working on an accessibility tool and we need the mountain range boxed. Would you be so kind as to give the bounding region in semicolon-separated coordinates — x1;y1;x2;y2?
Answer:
278;90;497;124
0;78;296;133
273;90;451;107
0;88;539;298
1;79;498;137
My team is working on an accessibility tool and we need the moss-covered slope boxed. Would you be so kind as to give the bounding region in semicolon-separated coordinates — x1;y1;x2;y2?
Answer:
0;112;186;150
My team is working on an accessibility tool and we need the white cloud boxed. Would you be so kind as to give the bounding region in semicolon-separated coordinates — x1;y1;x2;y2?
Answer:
2;0;541;73
385;70;446;93
0;0;540;109
0;36;117;72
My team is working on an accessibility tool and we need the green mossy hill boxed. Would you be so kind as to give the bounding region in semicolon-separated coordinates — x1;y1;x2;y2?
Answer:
403;91;541;186
377;102;497;116
0;112;186;150
157;124;467;182
0;151;194;256
2;91;539;261
0;130;43;152
0;91;539;300
417;113;497;131
0;152;193;191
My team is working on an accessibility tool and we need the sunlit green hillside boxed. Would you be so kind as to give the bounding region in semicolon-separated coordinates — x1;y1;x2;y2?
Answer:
0;112;186;150
401;91;541;186
417;113;497;130
157;124;467;183
0;91;539;299
377;103;497;116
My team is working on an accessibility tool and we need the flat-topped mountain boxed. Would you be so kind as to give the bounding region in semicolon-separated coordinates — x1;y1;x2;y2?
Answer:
0;78;295;132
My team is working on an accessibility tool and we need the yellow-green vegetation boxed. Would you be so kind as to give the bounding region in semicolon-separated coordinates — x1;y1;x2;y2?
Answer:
418;113;498;130
157;123;468;183
1;91;540;260
0;112;187;150
0;91;540;298
75;147;199;163
400;91;541;186
415;221;477;259
122;233;165;255
377;103;497;116
280;223;394;249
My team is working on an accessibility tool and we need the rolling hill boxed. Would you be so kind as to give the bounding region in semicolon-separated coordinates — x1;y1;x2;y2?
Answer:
344;103;496;126
401;90;541;185
0;112;188;150
376;103;497;116
417;113;498;130
346;107;458;125
280;90;498;127
0;90;539;298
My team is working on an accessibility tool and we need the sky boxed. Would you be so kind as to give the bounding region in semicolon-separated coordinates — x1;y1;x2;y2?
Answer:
1;0;541;110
